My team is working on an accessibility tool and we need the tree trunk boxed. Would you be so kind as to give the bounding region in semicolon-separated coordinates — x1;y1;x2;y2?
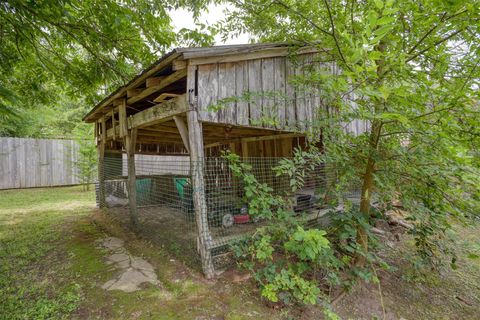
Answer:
356;119;382;266
356;40;386;267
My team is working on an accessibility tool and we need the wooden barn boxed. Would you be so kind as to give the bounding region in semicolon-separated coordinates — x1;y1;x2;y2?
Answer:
83;43;365;277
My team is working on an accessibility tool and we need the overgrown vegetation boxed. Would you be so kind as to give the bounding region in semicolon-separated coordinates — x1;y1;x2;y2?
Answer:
225;150;389;309
211;0;480;308
0;186;479;319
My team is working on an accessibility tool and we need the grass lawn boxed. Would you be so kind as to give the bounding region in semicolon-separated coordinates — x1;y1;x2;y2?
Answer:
0;186;278;320
0;186;479;319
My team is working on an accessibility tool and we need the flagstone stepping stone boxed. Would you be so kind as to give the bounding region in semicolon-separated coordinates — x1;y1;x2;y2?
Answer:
97;237;160;293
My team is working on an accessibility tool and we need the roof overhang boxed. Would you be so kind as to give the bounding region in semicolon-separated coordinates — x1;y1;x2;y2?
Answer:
83;42;324;123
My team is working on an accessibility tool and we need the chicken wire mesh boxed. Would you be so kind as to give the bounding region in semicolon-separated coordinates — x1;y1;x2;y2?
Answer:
96;154;361;272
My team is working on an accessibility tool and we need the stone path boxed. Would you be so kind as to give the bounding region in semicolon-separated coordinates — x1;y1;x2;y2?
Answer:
97;237;160;293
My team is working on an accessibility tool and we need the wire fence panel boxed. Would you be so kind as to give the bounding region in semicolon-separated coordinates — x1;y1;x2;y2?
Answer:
97;155;361;272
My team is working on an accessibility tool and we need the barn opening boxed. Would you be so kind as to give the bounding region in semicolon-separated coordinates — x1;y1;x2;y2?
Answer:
83;43;365;277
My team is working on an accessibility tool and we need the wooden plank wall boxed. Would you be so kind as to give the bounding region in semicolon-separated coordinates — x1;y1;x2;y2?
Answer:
195;54;368;136
0;137;80;189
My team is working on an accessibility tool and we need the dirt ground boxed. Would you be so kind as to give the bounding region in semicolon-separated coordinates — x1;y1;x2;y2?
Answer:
0;186;479;319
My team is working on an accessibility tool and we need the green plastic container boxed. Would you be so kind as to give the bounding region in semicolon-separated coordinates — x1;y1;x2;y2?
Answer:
136;178;152;205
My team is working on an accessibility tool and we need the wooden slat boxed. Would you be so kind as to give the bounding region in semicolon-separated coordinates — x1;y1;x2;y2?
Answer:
218;62;236;123
295;55;307;131
247;59;262;125
197;64;218;122
242;133;304;143
235;61;249;126
285;57;297;130
0;137;83;190
303;54;315;132
274;57;286;129
261;58;275;128
125;127;138;225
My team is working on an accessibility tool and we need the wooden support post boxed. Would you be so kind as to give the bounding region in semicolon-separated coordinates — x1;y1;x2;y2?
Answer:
187;110;214;278
241;140;249;158
101;115;106;142
111;109;116;141
119;99;127;138
173;116;190;153
97;118;106;208
125;126;138;227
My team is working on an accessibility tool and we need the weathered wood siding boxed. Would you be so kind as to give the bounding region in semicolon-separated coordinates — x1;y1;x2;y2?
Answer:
194;54;369;135
0;137;80;189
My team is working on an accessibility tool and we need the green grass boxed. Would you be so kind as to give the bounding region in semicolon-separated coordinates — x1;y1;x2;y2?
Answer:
1;186;478;319
0;186;94;320
0;186;278;320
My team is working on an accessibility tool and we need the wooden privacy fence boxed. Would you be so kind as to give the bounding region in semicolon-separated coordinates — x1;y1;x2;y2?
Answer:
0;137;80;189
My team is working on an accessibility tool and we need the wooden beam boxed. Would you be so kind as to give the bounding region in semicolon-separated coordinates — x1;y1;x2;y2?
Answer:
173;116;190;153
94;121;99;145
241;133;304;143
129;94;188;129
187;110;214;278
186;62;214;278
145;76;165;88
188;47;319;66
111;109;116;141
203;133;304;149
136;136;185;144
127;88;143;98
119;99;127;138
127;69;187;105
100;116;106;142
125;128;138;227
153;93;179;103
140;126;180;134
136;130;180;138
97;130;106;208
106;94;187;140
241;140;249;158
113;98;124;106
172;59;187;70
84;52;181;122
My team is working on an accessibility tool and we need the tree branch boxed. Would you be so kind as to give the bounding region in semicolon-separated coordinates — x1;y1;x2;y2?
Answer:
273;0;332;37
406;28;466;63
322;0;352;71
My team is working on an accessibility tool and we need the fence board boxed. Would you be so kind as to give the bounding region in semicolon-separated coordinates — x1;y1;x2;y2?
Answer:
0;137;81;189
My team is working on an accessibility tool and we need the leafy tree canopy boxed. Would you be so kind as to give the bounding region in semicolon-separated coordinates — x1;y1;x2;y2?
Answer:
212;0;480;304
0;0;213;137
